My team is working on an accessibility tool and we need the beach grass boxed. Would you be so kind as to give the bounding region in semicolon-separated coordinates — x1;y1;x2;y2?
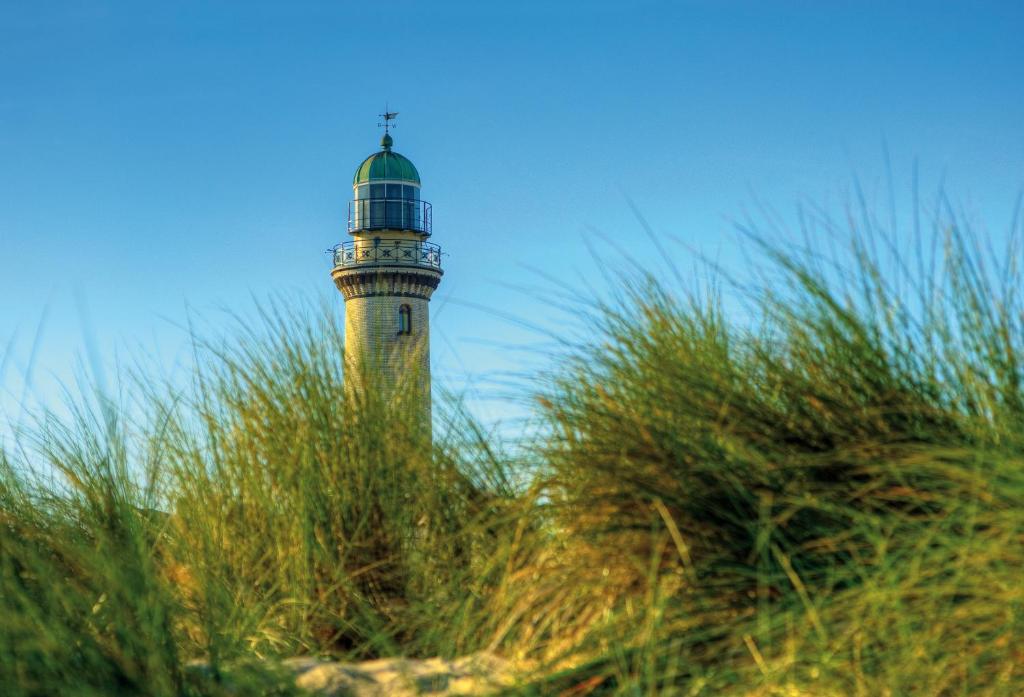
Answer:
2;199;1022;695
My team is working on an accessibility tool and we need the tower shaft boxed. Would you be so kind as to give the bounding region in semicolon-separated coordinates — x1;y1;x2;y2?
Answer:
333;259;440;426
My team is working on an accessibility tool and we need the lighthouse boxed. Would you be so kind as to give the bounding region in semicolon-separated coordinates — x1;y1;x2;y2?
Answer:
331;115;442;430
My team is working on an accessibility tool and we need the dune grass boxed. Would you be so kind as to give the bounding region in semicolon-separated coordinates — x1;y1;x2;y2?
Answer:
1;200;1022;695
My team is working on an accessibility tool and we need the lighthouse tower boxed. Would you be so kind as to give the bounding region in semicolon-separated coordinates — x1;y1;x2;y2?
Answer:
331;117;442;429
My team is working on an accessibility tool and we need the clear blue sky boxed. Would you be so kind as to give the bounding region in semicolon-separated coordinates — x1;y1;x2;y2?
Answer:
2;0;1022;435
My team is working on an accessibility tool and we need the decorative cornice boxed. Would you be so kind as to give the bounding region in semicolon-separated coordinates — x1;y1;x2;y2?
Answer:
332;267;442;301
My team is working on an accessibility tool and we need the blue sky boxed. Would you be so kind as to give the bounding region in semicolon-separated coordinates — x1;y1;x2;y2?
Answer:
1;0;1022;435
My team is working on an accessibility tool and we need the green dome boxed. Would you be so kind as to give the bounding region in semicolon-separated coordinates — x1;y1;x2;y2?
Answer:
352;135;421;185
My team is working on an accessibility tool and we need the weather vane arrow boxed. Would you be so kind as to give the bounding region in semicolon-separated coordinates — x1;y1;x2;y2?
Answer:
378;107;398;134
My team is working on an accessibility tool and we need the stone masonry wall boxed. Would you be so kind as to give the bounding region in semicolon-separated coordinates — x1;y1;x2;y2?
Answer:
343;293;431;423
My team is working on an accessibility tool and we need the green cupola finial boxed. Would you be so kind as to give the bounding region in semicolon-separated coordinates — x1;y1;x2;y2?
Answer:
352;108;419;185
378;108;398;151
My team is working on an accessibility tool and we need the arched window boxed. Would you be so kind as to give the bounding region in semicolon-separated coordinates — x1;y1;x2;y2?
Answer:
397;304;412;335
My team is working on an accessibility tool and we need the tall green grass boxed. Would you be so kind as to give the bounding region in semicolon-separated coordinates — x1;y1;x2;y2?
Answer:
1;200;1022;695
515;206;1024;694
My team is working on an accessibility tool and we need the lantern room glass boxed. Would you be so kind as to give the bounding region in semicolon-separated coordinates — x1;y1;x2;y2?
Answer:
353;182;421;230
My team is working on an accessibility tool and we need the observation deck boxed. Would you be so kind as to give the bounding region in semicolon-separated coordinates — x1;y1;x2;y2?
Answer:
330;238;442;272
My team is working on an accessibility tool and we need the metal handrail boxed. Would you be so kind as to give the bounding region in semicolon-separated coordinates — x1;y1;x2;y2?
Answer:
330;239;442;271
348;198;432;235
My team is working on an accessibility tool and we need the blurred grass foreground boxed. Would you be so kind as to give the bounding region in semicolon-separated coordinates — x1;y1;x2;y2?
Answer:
2;198;1023;696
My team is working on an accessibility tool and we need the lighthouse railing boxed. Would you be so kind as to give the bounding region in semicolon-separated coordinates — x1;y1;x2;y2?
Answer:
348;199;432;235
330;239;442;271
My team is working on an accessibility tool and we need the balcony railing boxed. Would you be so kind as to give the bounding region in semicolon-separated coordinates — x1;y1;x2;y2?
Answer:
330;239;442;271
348;198;432;235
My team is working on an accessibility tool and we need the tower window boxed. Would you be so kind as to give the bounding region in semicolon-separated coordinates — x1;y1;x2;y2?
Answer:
398;304;412;335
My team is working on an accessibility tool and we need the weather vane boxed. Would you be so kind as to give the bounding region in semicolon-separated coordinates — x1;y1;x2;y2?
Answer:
378;106;398;134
